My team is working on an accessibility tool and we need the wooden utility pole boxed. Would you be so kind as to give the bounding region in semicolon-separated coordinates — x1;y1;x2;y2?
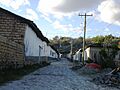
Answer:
78;13;92;65
39;45;42;64
70;39;73;59
71;40;73;59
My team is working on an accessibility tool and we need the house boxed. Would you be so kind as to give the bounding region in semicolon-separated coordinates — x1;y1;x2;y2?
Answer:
66;52;72;59
24;25;59;63
0;7;59;69
73;49;82;61
73;49;87;61
73;43;120;65
85;44;120;64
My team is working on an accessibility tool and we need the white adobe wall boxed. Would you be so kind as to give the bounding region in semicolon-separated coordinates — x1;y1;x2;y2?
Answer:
73;55;75;60
67;53;71;59
24;25;58;59
42;41;48;57
42;40;58;58
85;47;90;59
49;46;58;58
74;52;78;60
76;51;80;60
74;49;82;61
91;47;102;62
24;25;46;56
46;45;51;57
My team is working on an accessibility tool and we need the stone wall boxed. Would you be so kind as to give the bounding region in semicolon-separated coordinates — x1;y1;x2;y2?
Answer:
0;8;26;45
0;8;26;69
0;35;24;69
25;56;58;65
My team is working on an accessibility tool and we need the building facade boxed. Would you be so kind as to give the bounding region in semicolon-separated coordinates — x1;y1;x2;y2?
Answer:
85;44;120;64
0;7;59;69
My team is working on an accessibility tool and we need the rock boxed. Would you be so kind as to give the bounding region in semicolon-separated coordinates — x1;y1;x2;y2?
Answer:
105;79;109;84
71;65;83;70
77;66;99;75
92;68;120;88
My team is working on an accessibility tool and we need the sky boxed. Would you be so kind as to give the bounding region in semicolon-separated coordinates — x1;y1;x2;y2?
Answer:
0;0;120;39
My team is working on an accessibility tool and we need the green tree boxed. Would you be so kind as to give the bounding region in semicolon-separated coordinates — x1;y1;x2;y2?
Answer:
92;36;104;43
99;44;118;68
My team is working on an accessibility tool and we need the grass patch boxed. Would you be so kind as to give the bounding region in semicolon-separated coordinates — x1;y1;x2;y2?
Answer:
0;61;50;85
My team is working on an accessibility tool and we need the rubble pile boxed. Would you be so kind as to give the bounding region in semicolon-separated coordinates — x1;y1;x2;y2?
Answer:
71;63;101;74
76;66;100;74
93;68;120;88
71;65;83;70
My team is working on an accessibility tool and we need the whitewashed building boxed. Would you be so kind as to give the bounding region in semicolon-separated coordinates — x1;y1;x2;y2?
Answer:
73;49;82;61
0;7;59;67
85;44;120;63
73;49;87;62
73;44;120;64
67;53;72;59
24;23;59;63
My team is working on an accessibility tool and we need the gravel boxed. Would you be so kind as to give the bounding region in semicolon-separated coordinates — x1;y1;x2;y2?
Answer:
0;59;119;90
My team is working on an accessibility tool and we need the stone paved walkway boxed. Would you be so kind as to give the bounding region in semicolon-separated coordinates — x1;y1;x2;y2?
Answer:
0;58;119;90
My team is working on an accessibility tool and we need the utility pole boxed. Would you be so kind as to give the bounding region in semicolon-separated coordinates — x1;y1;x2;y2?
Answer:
70;39;73;60
78;13;92;65
58;36;61;58
39;45;42;64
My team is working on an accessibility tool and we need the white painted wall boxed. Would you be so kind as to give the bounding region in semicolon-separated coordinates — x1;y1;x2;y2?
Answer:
24;25;44;56
49;46;58;58
85;47;101;62
41;39;58;58
73;49;82;61
85;47;90;59
24;25;58;59
67;53;71;59
42;41;48;57
85;47;120;62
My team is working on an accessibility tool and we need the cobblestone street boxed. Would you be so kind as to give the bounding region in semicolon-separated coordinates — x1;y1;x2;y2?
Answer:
0;58;119;90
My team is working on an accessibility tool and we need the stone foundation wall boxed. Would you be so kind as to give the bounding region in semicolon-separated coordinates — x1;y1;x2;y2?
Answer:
25;56;58;65
0;35;24;69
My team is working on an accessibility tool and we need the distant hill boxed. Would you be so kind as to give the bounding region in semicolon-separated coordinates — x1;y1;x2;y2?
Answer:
49;35;120;54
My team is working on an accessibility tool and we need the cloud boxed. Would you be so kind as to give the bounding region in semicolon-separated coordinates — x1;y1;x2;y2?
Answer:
37;0;63;16
54;0;103;13
0;0;11;7
52;20;82;35
40;15;53;23
0;0;30;10
52;21;83;37
53;20;72;30
26;8;38;21
37;0;103;19
104;28;110;32
98;0;120;25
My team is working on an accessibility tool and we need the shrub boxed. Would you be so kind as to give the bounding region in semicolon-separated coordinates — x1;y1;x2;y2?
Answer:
99;46;118;69
86;57;94;63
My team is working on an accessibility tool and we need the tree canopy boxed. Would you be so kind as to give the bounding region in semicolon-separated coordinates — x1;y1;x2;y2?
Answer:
49;35;120;54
